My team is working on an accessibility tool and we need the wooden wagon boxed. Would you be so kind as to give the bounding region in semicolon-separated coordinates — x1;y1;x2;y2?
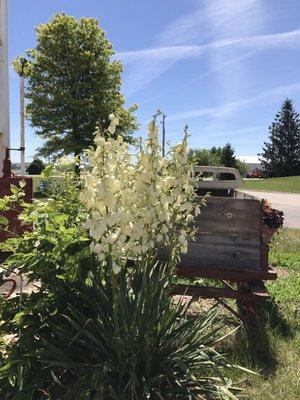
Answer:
171;194;276;301
164;167;277;322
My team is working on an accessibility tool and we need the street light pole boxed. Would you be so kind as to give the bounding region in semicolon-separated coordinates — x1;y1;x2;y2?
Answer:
19;57;27;175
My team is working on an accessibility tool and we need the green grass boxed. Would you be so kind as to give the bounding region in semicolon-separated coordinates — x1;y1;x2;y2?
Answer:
222;228;300;399
242;175;300;193
271;228;300;253
247;330;300;400
270;228;300;272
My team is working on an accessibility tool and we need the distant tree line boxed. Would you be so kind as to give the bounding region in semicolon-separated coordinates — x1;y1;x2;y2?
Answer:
190;99;300;179
188;143;247;176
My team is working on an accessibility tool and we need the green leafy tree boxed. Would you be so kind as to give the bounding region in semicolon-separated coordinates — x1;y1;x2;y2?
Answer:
260;99;300;177
13;13;137;158
235;159;248;176
188;148;220;166
210;146;222;157
26;158;45;175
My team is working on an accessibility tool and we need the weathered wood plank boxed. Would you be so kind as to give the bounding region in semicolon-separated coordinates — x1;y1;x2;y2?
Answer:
172;284;269;301
194;196;261;236
186;233;260;269
158;233;261;270
159;196;263;272
176;265;277;281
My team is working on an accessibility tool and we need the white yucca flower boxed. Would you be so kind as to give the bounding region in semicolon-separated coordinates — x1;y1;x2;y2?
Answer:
80;117;199;274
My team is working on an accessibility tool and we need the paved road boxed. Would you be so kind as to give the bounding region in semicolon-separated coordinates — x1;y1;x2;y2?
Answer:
239;190;300;229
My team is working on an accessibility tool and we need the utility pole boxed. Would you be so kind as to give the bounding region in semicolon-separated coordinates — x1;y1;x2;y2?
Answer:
19;57;27;175
0;0;10;176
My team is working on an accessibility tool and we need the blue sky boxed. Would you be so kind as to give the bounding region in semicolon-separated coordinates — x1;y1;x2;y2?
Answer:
8;0;300;162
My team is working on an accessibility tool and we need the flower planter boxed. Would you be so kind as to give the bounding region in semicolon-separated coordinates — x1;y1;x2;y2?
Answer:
262;225;277;245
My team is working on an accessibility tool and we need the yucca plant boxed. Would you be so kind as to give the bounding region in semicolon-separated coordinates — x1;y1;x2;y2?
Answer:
37;262;240;400
0;119;245;399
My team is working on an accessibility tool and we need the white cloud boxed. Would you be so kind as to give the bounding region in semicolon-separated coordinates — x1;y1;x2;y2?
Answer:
203;0;266;37
167;81;300;122
118;45;203;64
157;1;205;46
157;0;266;45
157;0;267;101
118;29;300;62
209;126;263;139
117;29;300;96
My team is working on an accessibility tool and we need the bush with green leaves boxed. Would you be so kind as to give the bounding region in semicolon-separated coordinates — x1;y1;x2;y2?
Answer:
26;158;45;175
37;262;242;399
0;258;242;399
0;121;244;399
0;166;95;398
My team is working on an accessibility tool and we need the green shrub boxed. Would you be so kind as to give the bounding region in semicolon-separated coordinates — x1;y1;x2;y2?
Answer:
26;158;45;175
17;264;243;399
0;264;242;400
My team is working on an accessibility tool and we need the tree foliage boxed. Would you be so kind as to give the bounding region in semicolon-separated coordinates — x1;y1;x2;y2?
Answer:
260;99;300;177
220;143;236;168
26;158;45;175
187;148;220;167
188;143;247;175
13;13;137;158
